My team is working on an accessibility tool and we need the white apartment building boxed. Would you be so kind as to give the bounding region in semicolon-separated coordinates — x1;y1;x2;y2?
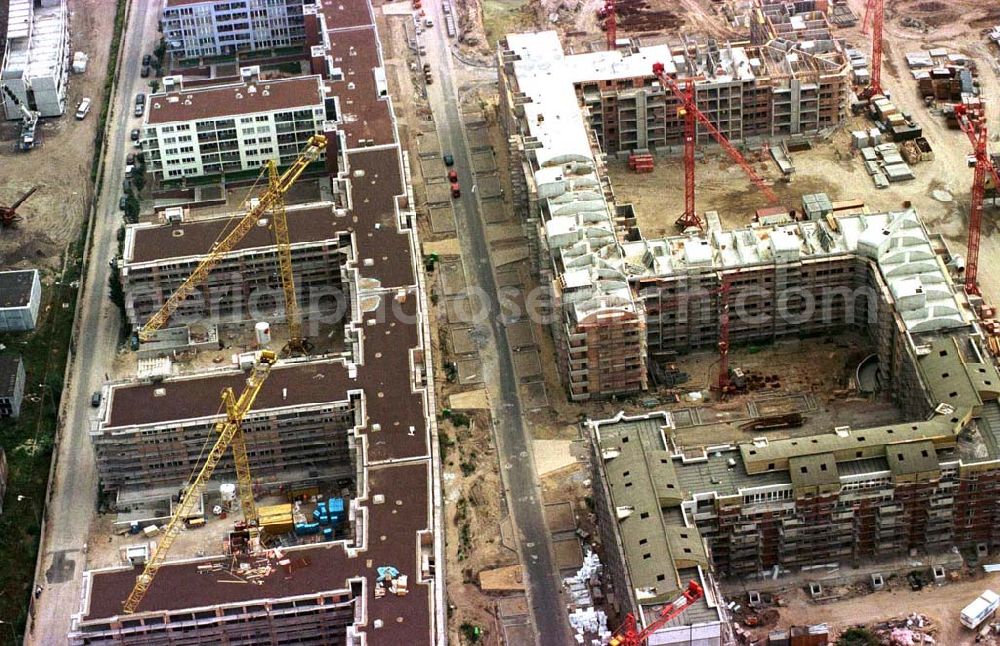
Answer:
161;0;306;60
141;67;328;180
1;0;69;119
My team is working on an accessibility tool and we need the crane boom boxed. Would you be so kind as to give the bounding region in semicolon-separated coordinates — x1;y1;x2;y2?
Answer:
123;351;278;614
610;580;705;646
652;64;780;207
137;135;327;342
954;106;1000;296
266;161;306;351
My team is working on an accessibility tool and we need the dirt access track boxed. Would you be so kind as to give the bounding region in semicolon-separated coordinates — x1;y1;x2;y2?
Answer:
0;0;117;273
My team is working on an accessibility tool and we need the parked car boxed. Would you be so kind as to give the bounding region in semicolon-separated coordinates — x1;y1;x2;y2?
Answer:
447;169;458;183
134;93;146;117
141;65;151;78
450;182;461;198
142;54;152;66
74;97;91;120
126;153;135;165
424;17;434;27
130;128;140;142
123;179;131;193
91;391;102;408
443;153;454;166
119;196;128;211
124;164;135;178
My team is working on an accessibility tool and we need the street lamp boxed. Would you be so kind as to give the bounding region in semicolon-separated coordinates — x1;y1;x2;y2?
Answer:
16;494;40;525
0;619;17;643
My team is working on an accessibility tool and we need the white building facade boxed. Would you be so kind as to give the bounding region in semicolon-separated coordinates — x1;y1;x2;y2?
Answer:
161;0;306;60
141;68;327;180
0;270;42;332
1;0;69;119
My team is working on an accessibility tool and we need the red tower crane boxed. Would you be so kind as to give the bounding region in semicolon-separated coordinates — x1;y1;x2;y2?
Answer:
861;0;884;98
603;0;616;51
652;62;779;230
954;105;1000;296
609;580;705;646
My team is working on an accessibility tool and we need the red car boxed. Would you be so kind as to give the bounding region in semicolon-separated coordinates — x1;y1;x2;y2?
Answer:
450;182;461;198
447;169;458;183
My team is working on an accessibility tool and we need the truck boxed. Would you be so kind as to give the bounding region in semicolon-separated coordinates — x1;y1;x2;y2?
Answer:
961;589;999;630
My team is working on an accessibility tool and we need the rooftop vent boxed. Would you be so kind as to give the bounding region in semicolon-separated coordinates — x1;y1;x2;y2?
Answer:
616;505;635;521
153;388;166;397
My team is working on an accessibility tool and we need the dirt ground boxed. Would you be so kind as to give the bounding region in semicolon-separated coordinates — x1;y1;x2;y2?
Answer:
454;0;735;55
765;571;1000;645
0;0;116;273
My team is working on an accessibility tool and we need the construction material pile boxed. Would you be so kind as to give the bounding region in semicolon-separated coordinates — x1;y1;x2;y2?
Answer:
864;613;937;645
374;565;409;598
563;549;611;645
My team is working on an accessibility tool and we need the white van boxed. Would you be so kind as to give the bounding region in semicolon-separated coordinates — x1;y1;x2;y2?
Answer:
75;98;91;120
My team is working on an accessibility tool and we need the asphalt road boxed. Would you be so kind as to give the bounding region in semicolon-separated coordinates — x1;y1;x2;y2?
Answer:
27;1;160;642
420;8;574;645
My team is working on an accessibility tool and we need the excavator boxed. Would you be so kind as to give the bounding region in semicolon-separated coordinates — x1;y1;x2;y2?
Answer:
1;86;39;151
0;186;38;227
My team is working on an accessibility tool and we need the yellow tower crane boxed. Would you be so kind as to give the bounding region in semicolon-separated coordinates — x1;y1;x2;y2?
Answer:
122;350;278;614
134;135;328;352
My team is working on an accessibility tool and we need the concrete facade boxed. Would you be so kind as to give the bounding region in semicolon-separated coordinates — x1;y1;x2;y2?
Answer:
161;0;307;60
141;68;327;180
0;355;26;419
1;0;69;119
0;269;42;332
70;0;446;643
119;203;348;329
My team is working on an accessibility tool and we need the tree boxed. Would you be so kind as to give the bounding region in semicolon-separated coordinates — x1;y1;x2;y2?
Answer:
132;159;147;193
836;627;879;646
149;79;161;94
124;192;140;223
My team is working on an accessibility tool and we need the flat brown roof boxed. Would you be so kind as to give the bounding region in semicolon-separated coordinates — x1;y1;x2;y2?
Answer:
83;462;432;645
347;147;415;290
323;25;394;148
127;205;345;264
147;76;324;125
105;361;352;429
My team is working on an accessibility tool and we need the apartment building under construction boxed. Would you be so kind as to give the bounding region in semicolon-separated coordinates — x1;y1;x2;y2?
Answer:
119;203;348;329
70;0;445;643
497;28;967;408
90;359;359;494
589;326;1000;583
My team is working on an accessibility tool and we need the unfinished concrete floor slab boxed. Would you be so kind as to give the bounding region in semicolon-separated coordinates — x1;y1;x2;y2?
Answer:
428;205;456;234
437;260;466;296
471;150;497;174
456;358;484;385
425;181;452;205
552;536;584;572
416;130;441;158
480;200;508;224
513;349;542;379
544;501;576;534
465;124;491;152
520;381;548;410
475;174;502;199
505;320;535;350
445;298;473;324
448;327;479;355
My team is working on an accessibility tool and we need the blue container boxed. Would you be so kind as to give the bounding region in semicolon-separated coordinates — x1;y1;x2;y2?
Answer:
322;527;333;539
294;522;321;536
328;498;345;515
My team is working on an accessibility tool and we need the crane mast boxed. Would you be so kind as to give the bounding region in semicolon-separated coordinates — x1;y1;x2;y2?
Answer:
954;106;1000;296
651;62;779;231
136;135;327;344
862;0;884;98
122;351;278;614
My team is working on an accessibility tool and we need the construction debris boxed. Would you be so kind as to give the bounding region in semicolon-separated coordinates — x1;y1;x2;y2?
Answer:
374;565;408;598
562;548;611;644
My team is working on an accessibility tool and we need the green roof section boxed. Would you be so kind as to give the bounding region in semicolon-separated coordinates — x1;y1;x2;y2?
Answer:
592;415;698;604
886;440;940;480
